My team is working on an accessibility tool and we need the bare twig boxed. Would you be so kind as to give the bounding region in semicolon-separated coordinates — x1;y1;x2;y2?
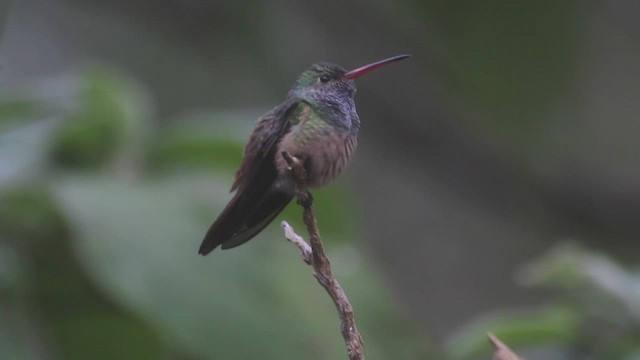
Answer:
488;333;522;360
281;151;365;360
281;221;312;265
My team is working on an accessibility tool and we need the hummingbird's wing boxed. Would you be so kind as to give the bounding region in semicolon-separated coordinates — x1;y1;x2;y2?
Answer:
198;99;297;255
230;102;291;192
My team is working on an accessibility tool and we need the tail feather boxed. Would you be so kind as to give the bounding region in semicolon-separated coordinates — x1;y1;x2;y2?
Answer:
220;192;292;250
198;193;244;255
198;191;292;255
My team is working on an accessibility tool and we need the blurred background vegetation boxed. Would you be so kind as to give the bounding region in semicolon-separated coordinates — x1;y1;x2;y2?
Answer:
1;1;639;359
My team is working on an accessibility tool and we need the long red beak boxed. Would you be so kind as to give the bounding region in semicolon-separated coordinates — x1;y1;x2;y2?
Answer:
343;54;410;80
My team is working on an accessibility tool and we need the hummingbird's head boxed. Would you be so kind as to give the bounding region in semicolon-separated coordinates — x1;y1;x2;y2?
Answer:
289;63;359;131
290;55;411;130
291;55;411;105
293;62;356;102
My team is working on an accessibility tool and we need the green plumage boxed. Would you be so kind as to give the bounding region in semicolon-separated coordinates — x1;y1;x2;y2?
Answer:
290;104;328;146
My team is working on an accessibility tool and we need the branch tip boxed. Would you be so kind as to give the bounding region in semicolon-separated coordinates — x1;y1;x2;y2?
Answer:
487;332;522;360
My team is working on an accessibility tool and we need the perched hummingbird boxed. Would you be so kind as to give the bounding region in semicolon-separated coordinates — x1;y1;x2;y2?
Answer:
198;54;410;255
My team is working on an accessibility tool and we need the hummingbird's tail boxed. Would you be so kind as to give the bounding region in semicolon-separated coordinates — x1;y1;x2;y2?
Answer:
198;191;293;255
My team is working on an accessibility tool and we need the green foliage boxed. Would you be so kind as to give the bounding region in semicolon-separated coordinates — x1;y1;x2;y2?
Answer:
147;121;244;172
0;99;40;130
522;243;640;359
448;243;640;359
446;307;579;360
0;188;67;245
50;68;150;169
53;315;165;360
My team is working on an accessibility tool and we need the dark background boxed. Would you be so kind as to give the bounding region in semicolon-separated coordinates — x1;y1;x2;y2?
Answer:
1;1;639;359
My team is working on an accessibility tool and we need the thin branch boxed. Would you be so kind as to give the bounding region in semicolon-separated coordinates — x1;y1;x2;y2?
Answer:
281;151;365;360
281;221;312;265
488;333;522;360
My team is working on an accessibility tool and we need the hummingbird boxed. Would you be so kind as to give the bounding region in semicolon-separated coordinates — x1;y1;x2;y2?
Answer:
198;54;410;255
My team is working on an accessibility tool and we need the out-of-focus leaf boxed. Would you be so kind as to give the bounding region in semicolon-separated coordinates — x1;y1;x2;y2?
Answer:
147;109;261;172
52;314;165;360
50;68;151;169
51;173;429;359
52;174;330;359
0;99;41;131
0;187;67;247
519;242;640;323
445;307;579;360
0;243;38;360
623;348;640;360
149;131;243;171
0;307;39;360
27;205;167;360
518;242;589;288
0;185;165;360
598;333;640;360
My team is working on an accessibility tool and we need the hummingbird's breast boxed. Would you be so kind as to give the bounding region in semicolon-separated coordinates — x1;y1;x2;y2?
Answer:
275;103;357;188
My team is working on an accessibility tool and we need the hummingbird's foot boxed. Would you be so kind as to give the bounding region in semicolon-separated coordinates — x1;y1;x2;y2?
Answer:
298;190;314;209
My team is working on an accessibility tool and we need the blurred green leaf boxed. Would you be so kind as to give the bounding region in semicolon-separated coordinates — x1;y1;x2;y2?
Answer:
51;77;125;167
0;185;165;360
520;242;640;324
490;243;640;357
52;314;165;360
149;128;243;172
9;187;169;360
0;99;41;131
0;306;39;360
0;187;67;247
147;109;264;173
599;333;640;360
31;247;167;360
0;242;38;360
51;174;328;359
445;306;579;360
51;68;151;169
50;172;428;359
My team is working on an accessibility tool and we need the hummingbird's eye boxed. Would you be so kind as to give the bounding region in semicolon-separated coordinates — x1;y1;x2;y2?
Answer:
319;75;330;84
